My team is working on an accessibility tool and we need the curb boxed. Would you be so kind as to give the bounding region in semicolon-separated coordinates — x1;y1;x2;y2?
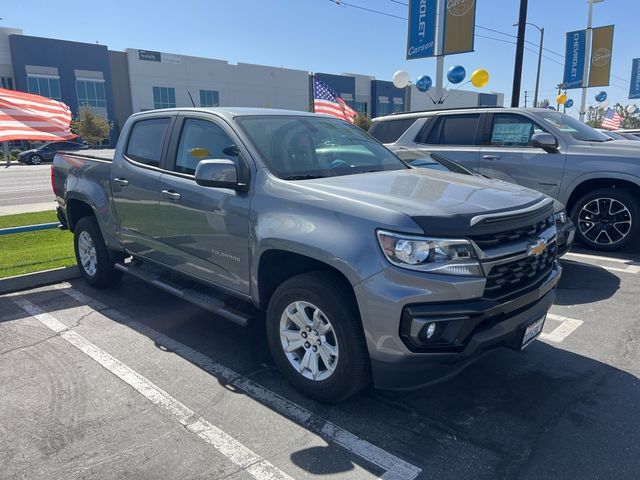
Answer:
0;266;80;295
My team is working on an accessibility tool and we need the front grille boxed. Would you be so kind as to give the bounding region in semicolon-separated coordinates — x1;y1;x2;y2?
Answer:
484;242;557;299
469;215;554;248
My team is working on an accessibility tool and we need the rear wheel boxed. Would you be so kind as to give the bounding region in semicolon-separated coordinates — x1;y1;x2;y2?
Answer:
266;271;370;402
29;154;42;165
73;216;123;288
571;188;639;251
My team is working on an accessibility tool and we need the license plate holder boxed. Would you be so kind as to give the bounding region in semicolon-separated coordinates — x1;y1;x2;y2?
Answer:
521;315;546;350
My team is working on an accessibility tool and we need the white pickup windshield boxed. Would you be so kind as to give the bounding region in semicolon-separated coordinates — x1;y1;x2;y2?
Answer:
236;116;408;180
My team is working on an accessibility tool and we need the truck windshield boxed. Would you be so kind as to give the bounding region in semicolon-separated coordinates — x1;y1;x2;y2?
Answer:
236;115;408;179
537;111;610;142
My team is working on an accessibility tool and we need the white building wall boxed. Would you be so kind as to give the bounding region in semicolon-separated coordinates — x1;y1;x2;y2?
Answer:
126;49;309;112
409;86;504;111
0;27;22;79
345;72;374;114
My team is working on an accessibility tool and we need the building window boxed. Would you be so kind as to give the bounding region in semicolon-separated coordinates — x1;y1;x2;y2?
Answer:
153;86;176;109
392;97;405;114
1;77;13;90
354;101;367;115
199;89;219;107
76;80;106;108
27;76;61;100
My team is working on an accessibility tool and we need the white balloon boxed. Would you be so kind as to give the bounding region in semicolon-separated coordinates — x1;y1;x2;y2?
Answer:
627;104;636;114
392;70;410;89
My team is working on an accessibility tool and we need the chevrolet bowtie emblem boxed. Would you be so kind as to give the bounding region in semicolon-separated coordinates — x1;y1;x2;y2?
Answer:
527;239;547;257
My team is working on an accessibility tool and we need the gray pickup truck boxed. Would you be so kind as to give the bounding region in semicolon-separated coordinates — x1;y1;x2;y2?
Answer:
53;108;561;402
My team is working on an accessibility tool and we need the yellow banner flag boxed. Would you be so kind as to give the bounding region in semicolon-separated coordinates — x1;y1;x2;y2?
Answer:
588;25;614;87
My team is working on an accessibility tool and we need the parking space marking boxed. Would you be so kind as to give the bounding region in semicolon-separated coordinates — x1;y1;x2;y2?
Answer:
12;296;295;480
539;313;584;343
563;252;640;274
58;284;422;480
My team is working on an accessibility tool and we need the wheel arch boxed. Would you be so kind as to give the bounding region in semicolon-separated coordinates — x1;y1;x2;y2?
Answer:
566;177;640;215
66;198;96;232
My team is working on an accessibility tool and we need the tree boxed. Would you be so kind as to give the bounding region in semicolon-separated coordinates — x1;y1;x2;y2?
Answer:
354;113;372;131
586;106;605;128
71;107;111;146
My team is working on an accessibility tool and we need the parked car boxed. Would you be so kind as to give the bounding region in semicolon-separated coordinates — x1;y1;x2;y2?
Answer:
595;129;638;142
616;129;640;140
53;107;561;402
371;107;640;251
391;148;576;256
18;141;87;165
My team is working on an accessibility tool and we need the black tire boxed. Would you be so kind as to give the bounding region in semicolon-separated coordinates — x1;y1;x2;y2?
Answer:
73;216;123;288
571;188;640;251
30;154;42;165
266;271;370;402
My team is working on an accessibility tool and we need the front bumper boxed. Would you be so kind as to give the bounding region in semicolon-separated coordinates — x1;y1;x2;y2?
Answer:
356;264;560;391
556;218;576;256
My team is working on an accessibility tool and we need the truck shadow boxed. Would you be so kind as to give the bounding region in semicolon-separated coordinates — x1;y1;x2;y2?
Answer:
555;259;620;305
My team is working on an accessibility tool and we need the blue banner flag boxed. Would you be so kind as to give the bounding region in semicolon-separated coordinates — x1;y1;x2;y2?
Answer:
630;58;640;99
563;30;587;90
406;0;437;60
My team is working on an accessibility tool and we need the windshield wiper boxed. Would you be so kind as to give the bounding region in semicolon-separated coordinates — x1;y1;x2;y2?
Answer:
281;174;327;180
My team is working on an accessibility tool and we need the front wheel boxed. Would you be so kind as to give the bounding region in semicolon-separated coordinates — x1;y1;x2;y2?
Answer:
29;154;43;165
73;216;123;288
571;188;639;251
266;271;370;402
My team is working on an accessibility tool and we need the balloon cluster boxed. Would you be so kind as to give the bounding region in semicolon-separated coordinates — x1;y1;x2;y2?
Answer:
391;65;490;92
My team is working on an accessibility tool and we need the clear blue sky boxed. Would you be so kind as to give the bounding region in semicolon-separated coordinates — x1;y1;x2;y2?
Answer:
2;0;638;112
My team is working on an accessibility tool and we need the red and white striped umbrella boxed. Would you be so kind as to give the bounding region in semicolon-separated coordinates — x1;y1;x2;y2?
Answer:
0;88;77;142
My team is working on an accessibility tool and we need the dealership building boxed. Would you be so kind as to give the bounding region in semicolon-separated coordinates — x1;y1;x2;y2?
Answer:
0;26;504;145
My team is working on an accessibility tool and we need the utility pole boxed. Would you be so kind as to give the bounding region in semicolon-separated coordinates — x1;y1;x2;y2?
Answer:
524;90;528;108
579;0;605;122
511;0;528;107
513;22;544;108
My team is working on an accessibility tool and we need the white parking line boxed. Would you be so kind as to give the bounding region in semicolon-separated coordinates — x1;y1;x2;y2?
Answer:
539;313;584;343
563;252;640;274
12;296;294;480
57;284;422;480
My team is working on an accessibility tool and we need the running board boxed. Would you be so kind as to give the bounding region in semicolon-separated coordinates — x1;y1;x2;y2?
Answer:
114;261;252;327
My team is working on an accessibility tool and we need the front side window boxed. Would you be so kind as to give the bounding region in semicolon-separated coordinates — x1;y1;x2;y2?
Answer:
490;114;538;146
426;114;480;145
199;89;219;107
237;115;407;179
153;86;176;109
77;80;106;108
27;76;61;101
126;117;171;167
174;118;237;175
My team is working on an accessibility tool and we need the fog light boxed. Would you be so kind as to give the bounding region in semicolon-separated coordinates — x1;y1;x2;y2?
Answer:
425;322;436;339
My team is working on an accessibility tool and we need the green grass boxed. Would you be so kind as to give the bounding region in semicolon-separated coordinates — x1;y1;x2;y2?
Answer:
0;210;75;278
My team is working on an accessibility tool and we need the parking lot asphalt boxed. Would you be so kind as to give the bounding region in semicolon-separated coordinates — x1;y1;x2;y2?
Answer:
1;248;639;480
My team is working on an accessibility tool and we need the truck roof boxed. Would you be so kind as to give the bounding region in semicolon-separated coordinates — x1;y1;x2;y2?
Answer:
130;107;318;122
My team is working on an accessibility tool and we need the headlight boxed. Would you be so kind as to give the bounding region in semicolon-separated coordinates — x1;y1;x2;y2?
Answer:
377;230;482;276
554;210;567;224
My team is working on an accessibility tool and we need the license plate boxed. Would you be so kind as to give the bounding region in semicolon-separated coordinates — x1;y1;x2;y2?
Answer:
521;315;546;350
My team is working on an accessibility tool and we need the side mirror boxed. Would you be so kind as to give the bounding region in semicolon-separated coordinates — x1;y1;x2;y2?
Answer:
531;133;558;152
195;159;243;190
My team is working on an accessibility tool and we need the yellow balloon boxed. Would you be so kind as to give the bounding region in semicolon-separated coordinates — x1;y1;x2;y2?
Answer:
471;69;489;88
556;94;567;105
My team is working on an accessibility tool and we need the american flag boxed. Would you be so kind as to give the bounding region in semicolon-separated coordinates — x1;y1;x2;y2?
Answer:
0;88;76;142
313;78;357;123
601;107;622;130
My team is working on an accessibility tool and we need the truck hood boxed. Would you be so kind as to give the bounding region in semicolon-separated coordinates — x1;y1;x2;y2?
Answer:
299;168;548;235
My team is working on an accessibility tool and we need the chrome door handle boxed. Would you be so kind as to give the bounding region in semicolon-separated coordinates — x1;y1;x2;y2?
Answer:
113;178;129;187
161;189;181;201
482;154;501;160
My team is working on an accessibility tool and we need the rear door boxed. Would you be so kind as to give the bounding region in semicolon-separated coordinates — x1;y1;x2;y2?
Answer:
412;113;483;171
110;113;175;260
479;112;566;198
156;113;252;294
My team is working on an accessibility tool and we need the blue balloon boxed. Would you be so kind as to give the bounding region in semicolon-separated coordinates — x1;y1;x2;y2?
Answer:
635;107;640;114
447;65;466;84
416;75;432;92
565;99;574;108
595;91;608;102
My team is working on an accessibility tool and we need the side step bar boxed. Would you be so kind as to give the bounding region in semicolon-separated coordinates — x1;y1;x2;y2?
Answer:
115;261;252;327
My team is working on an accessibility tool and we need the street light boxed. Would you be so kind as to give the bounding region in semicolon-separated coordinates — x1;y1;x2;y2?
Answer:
514;21;544;108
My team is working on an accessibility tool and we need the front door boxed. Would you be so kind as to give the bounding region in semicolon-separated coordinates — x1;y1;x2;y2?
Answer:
479;113;567;198
110;115;173;260
157;115;252;294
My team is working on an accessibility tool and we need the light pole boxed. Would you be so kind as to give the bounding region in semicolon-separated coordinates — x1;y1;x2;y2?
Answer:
514;22;544;108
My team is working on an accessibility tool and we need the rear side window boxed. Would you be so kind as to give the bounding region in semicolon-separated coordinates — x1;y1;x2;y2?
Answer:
126;117;171;167
369;118;417;143
425;114;480;145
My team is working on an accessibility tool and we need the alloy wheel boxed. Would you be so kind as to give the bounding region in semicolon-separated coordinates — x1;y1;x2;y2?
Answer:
577;197;632;246
78;231;98;276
